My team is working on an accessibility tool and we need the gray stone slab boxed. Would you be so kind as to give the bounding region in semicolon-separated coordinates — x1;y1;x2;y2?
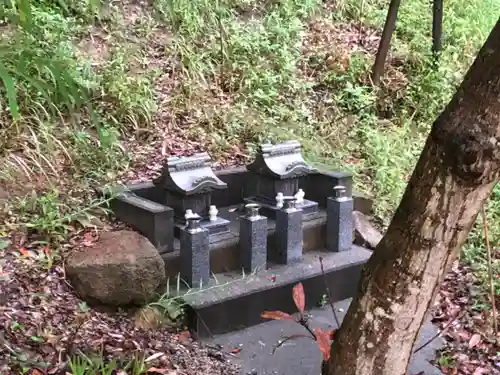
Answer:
326;193;353;253
180;220;210;288
274;205;303;264
240;207;268;273
111;193;174;253
206;299;444;375
183;247;370;308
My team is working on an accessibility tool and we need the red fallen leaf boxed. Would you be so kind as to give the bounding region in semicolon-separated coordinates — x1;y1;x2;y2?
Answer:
231;347;241;354
177;330;190;341
314;328;331;361
328;329;337;340
42;246;51;256
31;369;44;375
269;275;276;282
18;247;30;256
82;232;95;246
292;282;305;315
261;311;294;321
468;333;481;348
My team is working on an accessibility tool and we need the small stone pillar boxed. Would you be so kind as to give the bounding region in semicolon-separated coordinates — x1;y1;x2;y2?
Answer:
239;203;268;273
274;198;303;264
326;185;353;252
180;216;210;288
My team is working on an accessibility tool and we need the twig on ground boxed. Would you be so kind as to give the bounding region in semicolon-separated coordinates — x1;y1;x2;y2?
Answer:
298;317;317;340
319;257;340;328
413;310;466;354
480;205;498;335
272;334;315;354
64;316;88;357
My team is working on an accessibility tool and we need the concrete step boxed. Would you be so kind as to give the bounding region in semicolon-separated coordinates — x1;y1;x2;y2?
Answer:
204;298;444;375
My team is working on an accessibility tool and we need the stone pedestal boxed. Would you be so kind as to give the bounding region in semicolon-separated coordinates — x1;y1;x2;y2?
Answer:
239;204;268;273
180;217;210;288
274;198;303;264
326;185;353;252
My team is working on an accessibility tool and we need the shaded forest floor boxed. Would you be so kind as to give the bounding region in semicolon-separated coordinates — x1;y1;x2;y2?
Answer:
0;0;499;373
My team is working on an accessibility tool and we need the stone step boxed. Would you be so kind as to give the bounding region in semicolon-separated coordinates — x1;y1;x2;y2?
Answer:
182;246;371;338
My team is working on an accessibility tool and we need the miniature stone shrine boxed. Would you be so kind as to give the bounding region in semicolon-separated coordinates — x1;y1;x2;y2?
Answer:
153;152;231;235
244;140;319;218
105;140;371;337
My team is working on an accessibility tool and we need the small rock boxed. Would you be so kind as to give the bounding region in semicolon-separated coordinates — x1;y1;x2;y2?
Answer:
352;211;383;250
134;306;169;330
66;230;165;306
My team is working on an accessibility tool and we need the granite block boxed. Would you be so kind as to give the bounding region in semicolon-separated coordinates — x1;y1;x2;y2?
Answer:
326;188;353;252
110;193;174;253
239;204;268;273
180;218;210;288
274;201;303;264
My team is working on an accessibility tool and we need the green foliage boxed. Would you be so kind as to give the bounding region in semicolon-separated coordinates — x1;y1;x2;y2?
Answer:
15;188;113;241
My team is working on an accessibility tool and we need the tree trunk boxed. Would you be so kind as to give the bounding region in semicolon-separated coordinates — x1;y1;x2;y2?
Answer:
371;0;401;86
324;18;500;375
432;0;444;58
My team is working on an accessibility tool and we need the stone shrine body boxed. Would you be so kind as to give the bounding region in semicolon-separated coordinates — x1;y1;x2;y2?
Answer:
105;140;371;337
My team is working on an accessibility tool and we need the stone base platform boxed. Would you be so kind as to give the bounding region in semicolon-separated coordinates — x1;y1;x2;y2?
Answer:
181;246;371;338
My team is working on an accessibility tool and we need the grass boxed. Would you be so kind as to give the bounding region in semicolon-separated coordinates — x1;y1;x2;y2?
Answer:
0;0;498;344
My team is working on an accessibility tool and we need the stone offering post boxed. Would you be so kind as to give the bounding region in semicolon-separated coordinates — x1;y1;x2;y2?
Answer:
326;185;353;252
239;203;268;273
274;197;303;264
180;215;210;288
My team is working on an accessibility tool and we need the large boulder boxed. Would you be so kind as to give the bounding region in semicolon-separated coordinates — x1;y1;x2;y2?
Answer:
66;230;165;306
353;211;383;250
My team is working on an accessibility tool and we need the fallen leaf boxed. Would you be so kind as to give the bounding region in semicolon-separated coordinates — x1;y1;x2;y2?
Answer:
473;368;489;375
18;247;30;256
469;333;481;348
82;232;95;246
292;282;305;315
145;352;164;362
147;367;175;374
314;328;331;361
178;330;190;340
231;347;241;354
261;310;294;321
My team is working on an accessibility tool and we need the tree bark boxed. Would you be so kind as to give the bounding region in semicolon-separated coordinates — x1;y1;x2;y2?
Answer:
432;0;444;58
371;0;401;86
324;17;500;375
